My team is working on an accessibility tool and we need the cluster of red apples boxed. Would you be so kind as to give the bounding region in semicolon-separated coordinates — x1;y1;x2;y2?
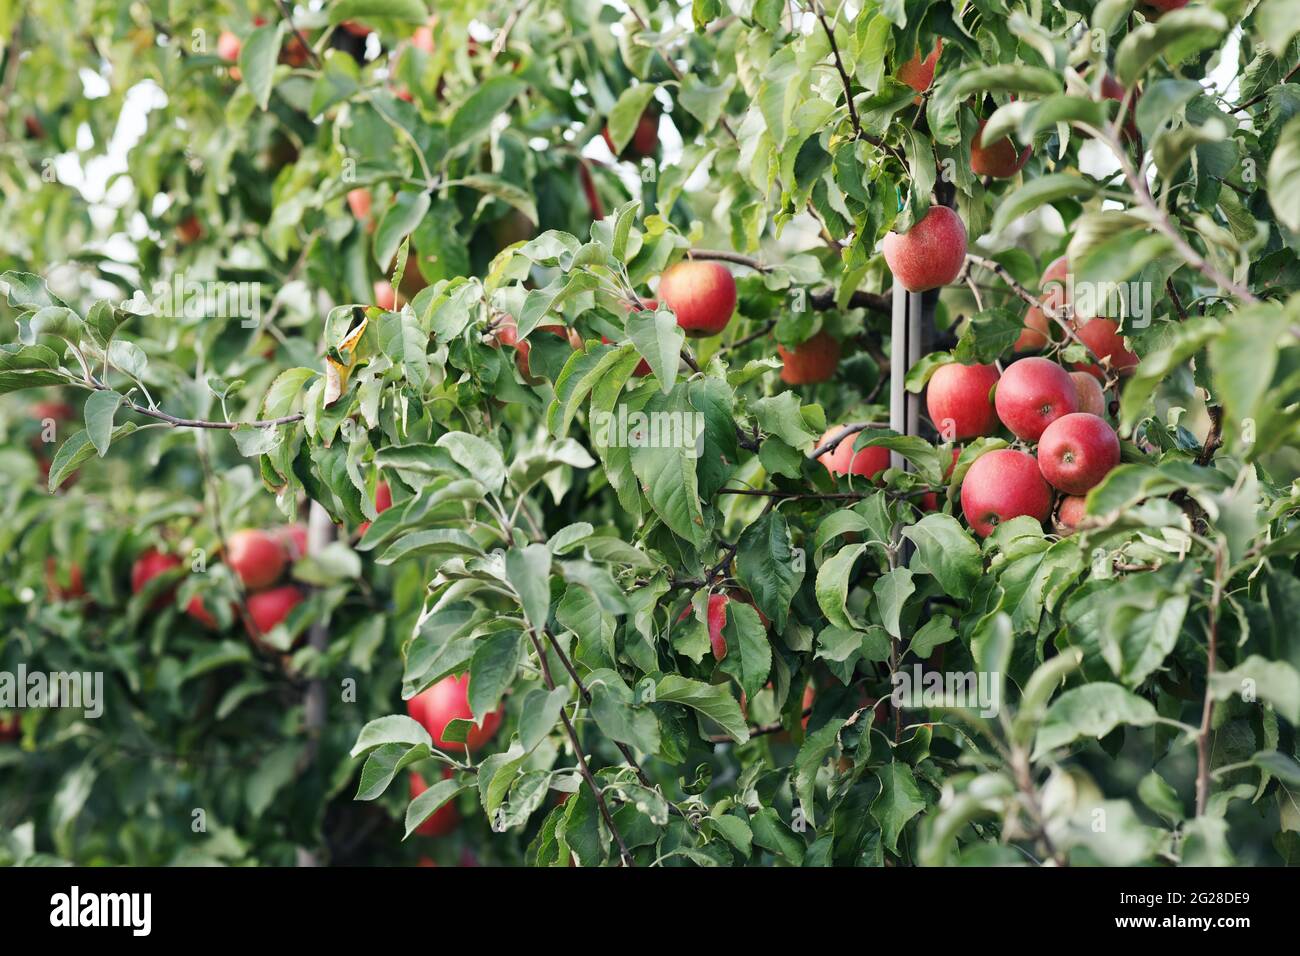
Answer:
128;527;306;645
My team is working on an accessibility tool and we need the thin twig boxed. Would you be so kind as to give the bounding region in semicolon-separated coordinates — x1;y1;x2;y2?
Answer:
807;421;888;460
274;0;322;70
490;0;534;60
83;379;304;430
812;1;861;139
1232;61;1300;113
525;628;634;865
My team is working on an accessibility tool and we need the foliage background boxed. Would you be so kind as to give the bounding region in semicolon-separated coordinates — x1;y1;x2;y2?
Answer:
2;0;1300;866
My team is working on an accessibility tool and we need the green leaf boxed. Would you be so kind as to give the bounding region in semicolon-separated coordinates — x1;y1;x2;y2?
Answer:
678;75;736;133
655;675;749;744
468;630;521;722
449;76;527;151
1032;684;1160;759
587;669;662;754
607;84;658;154
1138;770;1185;823
435;432;505;495
910;615;956;657
47;424;138;491
355;742;433;800
873;567;914;639
816;542;866;631
627;304;684;393
871;762;926;854
991;175;1096;235
83;390;123;457
350;715;433;757
374;190;432;269
751;392;818;451
1114;8;1229;89
1258;0;1300;57
1268;114;1300;233
405;776;467;839
239;23;280;111
902;514;982;600
724;600;771;703
506;544;552;633
793;718;846;827
518;686;570;752
734;509;803;631
628;389;706;548
328;0;431;24
1208;656;1300;724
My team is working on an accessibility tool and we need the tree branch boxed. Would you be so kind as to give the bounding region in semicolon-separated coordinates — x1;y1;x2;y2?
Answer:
812;1;861;140
807;421;888;460
525;628;634;865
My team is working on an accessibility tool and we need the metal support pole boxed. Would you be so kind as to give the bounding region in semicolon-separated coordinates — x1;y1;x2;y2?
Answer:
889;284;926;470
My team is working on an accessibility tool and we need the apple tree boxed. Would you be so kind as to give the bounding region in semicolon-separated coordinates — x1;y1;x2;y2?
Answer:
2;0;1300;866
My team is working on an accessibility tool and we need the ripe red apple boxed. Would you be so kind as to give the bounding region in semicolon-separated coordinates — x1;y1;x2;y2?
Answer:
960;449;1052;537
676;592;730;660
45;559;85;600
31;400;75;422
176;215;203;244
1142;0;1189;14
409;768;459;837
925;362;1000;440
882;205;968;293
1073;318;1139;375
186;596;220;629
131;549;183;610
1070;371;1107;418
346;188;372;225
407;674;504;753
1099;73;1140;140
373;280;397;312
993;357;1079;442
970;120;1030;178
217;30;241;63
245;585;304;642
603;110;659;160
920;446;962;511
898;39;942;93
1037;413;1120;495
226;529;286;589
1057;495;1089;531
778;330;841;385
274;524;308;561
1017;256;1068;352
0;713;20;743
357;481;393;537
817;427;891;480
658;261;736;337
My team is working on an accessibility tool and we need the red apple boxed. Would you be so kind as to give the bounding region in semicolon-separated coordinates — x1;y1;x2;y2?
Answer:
45;559;84;600
357;481;393;537
925;362;1000;441
226;528;286;589
898;39;942;93
658;261;736;337
275;524;309;561
1073;318;1139;376
882;205;968;293
970;120;1030;178
603;110;659;160
1142;0;1189;14
960;449;1052;537
31;400;75;422
407;674;504;753
1036;412;1120;495
177;215;202;244
245;585;304;642
993;357;1079;442
1017;256;1069;352
817;427;891;480
1057;495;1089;530
1099;73;1140;140
373;280;397;311
676;592;730;660
131;549;183;610
1070;371;1107;418
186;596;220;629
217;30;241;63
600;298;657;376
0;713;20;743
778;330;841;385
409;768;459;837
346;188;372;224
339;21;371;37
